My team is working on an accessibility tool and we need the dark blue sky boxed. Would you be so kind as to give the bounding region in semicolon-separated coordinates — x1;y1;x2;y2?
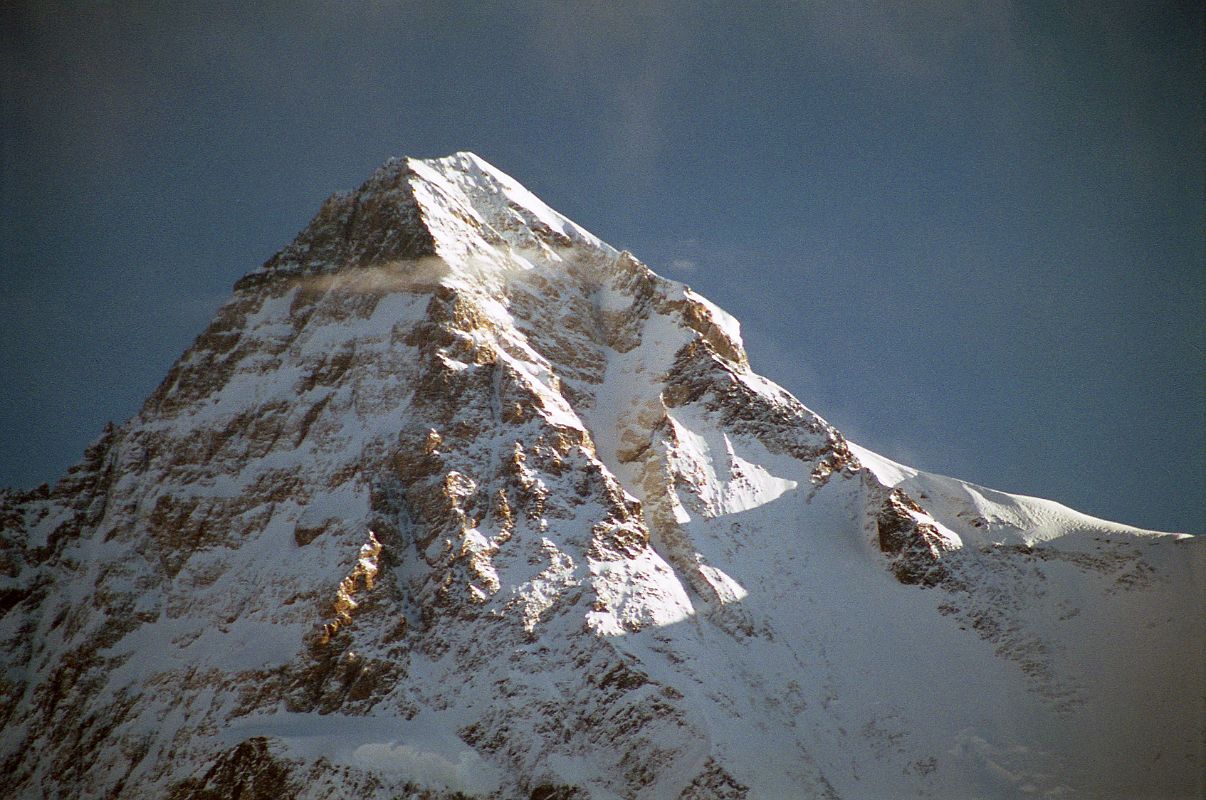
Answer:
2;2;1202;532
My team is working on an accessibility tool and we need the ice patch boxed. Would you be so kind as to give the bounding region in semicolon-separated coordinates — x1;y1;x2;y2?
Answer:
223;710;504;794
353;742;501;795
950;730;1072;798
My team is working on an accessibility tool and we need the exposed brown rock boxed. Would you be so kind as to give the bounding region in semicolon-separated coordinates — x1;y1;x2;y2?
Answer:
876;488;953;587
168;737;297;800
678;758;751;800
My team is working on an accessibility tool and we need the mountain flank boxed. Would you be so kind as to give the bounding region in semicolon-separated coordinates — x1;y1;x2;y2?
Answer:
1;152;1201;799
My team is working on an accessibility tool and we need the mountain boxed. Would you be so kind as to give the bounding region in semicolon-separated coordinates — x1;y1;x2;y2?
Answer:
1;152;1201;800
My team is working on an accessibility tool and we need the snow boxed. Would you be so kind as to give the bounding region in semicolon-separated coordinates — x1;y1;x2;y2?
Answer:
684;288;743;352
848;441;1182;547
414;152;613;253
3;151;1200;800
223;710;504;795
405;152;615;276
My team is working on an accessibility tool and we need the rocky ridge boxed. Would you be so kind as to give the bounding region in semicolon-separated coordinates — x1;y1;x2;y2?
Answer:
1;152;1201;799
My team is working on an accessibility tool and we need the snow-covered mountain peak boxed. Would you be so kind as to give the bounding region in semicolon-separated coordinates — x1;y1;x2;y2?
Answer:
1;153;1200;800
244;152;615;294
404;152;613;259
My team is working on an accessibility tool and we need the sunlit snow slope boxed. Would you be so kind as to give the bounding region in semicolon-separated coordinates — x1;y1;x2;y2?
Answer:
1;152;1201;800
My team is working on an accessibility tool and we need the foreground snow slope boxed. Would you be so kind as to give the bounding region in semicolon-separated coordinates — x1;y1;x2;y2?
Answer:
1;152;1201;799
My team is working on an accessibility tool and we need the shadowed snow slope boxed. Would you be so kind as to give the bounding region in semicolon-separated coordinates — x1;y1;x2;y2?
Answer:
1;152;1202;800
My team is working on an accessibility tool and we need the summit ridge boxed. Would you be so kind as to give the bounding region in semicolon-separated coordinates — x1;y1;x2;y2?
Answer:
243;151;611;291
1;153;1201;800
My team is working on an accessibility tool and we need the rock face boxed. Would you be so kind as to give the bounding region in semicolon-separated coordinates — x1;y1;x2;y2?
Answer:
1;152;1202;800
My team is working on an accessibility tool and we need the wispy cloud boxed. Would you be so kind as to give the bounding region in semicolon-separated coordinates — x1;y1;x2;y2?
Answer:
526;2;698;180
